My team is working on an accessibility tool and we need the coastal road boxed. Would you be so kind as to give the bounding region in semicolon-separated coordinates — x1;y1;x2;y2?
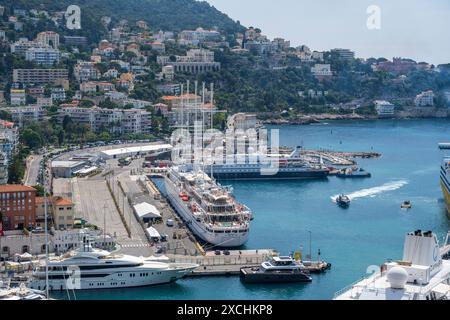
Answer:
24;155;43;186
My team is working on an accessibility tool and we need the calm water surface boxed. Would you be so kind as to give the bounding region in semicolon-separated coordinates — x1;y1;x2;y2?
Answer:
53;119;450;300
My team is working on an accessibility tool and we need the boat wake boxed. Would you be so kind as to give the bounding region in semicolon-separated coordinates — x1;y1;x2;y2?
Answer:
331;180;408;202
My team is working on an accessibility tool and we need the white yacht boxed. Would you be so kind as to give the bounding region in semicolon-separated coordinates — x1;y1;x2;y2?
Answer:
164;166;252;247
240;256;312;283
334;230;450;300
29;238;198;291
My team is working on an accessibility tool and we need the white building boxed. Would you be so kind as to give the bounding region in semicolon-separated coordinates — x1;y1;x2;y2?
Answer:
74;61;100;82
157;49;220;73
58;107;152;135
311;64;333;78
227;113;258;131
10;89;26;105
99;144;173;160
52;228;115;253
374;100;395;117
36;31;60;49
6;105;46;126
51;87;66;101
331;48;355;61
25;47;60;66
414;90;434;107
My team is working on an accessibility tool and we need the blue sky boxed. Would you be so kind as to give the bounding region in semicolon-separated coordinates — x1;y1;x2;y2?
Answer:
206;0;450;65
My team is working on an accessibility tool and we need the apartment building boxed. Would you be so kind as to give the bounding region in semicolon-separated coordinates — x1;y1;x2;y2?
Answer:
74;61;100;82
0;185;37;230
58;107;152;135
25;47;60;66
0;120;19;162
35;196;74;230
331;48;355;61
6;105;47;126
414;90;435;107
311;64;333;79
10;89;26;105
63;36;88;47
36;31;60;49
157;49;220;73
13;69;68;85
374;100;395;117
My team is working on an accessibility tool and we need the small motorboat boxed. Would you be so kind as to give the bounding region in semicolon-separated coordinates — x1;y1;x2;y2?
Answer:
401;200;412;209
336;194;351;207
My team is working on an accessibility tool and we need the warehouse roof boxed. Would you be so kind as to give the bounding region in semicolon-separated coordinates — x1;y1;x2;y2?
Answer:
100;144;172;157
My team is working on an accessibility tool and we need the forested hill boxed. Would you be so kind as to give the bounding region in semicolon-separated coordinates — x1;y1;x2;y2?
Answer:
0;0;244;34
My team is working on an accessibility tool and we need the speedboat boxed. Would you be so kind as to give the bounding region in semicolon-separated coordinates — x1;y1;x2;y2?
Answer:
240;256;312;283
336;194;351;207
401;200;412;209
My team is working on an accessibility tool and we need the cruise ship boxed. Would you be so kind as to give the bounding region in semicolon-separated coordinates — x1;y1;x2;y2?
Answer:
204;147;329;180
29;238;198;291
334;230;450;300
440;157;450;218
164;166;252;247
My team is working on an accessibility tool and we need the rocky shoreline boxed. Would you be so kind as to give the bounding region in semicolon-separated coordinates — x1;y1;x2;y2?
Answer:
262;108;450;125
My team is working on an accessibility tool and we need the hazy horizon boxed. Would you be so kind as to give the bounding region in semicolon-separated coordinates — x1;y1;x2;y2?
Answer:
206;0;450;65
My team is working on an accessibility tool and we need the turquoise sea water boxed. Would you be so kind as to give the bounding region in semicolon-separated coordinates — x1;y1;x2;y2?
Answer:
53;119;450;300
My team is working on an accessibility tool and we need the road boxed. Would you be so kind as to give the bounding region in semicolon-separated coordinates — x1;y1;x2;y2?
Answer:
24;155;43;186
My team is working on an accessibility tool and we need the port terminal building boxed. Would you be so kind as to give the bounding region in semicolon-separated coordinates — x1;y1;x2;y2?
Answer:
99;144;173;160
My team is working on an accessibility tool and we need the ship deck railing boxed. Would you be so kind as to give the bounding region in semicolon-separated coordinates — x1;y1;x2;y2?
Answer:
333;272;381;299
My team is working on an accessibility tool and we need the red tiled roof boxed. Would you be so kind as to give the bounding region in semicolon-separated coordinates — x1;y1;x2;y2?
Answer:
0;185;36;193
53;198;73;206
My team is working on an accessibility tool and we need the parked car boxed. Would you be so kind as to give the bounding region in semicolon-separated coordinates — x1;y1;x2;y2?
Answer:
214;250;221;255
166;219;175;227
223;250;230;256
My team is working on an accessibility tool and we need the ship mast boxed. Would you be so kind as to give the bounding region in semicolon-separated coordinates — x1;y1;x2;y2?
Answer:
43;160;49;298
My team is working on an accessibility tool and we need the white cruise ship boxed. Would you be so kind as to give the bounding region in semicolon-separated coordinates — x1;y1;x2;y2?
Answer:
164;166;252;247
29;238;198;291
334;230;450;300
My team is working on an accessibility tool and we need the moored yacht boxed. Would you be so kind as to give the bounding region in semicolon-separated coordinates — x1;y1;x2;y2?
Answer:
334;230;450;300
29;237;198;291
240;256;312;283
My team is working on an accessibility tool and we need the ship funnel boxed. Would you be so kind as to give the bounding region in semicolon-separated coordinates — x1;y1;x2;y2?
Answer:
402;230;441;268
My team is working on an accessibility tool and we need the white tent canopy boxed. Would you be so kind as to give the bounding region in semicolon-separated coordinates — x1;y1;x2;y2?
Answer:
134;202;161;219
146;227;161;239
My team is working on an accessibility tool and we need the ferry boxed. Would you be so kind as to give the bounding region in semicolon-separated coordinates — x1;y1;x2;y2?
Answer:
336;167;371;178
440;157;450;218
334;230;450;300
164;166;252;247
29;237;198;291
240;256;312;283
204;147;329;180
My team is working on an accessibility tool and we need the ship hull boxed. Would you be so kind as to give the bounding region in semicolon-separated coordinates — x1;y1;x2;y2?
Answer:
440;164;450;219
440;181;450;219
164;177;249;247
240;268;312;283
208;167;329;180
29;266;194;291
